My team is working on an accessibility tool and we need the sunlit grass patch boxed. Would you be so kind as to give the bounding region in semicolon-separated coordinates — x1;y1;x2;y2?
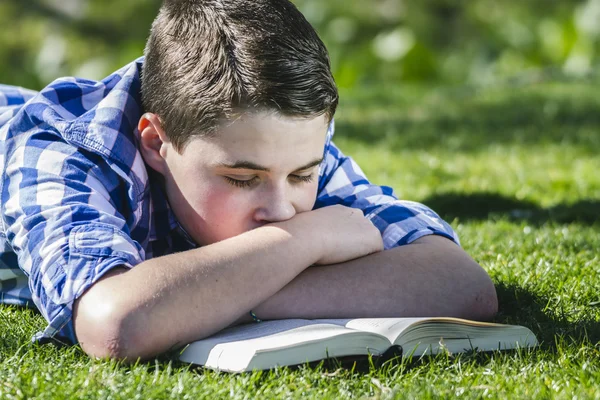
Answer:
2;79;600;399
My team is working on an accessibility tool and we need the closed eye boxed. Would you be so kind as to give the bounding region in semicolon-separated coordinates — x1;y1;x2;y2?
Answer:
289;174;315;184
224;176;260;188
223;173;315;189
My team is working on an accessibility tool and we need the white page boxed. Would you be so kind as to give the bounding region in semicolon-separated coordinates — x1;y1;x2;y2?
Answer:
179;319;357;368
340;317;518;343
201;319;326;343
341;318;433;343
340;318;538;356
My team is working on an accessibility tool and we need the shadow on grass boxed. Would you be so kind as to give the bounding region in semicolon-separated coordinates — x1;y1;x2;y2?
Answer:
421;191;600;225
495;282;600;348
336;90;600;153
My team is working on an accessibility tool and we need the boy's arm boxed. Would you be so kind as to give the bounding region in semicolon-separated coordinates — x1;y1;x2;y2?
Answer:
248;234;497;324
73;205;382;360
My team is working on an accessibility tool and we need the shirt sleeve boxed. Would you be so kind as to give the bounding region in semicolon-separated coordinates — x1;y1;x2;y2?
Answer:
1;128;145;344
315;121;460;249
0;84;39;131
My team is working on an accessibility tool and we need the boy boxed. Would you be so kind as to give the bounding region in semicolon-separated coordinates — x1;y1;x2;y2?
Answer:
0;0;497;361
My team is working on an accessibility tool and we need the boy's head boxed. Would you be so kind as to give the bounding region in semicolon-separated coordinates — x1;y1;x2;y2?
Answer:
138;0;338;246
141;0;338;152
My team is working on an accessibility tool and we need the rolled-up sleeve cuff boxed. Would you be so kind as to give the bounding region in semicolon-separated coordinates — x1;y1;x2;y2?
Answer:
366;200;460;249
32;223;144;345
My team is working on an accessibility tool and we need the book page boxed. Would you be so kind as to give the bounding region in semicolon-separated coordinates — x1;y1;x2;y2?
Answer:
200;319;327;344
339;318;537;356
179;319;382;371
325;317;534;347
180;320;331;359
339;318;433;343
312;318;455;343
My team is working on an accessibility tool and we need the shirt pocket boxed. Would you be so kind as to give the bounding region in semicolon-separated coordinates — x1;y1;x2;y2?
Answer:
69;223;143;262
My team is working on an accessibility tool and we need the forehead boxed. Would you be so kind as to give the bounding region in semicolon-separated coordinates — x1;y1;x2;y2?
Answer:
183;112;330;168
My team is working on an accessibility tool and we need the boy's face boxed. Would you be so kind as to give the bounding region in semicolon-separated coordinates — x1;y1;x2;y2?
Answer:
161;112;329;246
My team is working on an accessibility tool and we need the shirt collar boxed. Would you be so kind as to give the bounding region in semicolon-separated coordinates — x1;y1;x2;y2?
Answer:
146;168;198;248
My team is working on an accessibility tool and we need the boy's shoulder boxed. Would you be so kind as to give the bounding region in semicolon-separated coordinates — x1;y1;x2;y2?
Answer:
3;58;146;173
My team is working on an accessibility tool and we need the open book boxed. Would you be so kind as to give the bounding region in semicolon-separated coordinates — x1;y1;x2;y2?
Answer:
178;317;538;372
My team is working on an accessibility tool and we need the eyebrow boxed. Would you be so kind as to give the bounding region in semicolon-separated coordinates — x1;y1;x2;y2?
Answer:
217;157;324;173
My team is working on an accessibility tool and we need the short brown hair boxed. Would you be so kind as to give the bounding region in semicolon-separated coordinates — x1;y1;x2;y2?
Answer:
141;0;338;152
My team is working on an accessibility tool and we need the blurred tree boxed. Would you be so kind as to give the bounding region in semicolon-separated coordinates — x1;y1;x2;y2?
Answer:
0;0;598;90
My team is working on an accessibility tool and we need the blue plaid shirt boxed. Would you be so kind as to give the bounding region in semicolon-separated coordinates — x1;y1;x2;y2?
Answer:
0;57;459;345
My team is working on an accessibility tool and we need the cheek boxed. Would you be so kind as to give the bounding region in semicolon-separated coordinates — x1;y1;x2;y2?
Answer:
295;181;320;212
193;185;245;220
187;184;252;243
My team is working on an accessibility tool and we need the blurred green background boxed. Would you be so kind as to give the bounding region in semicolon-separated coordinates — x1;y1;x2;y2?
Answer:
2;0;600;90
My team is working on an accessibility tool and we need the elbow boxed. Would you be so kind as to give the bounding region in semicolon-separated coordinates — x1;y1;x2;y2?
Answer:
74;299;140;361
410;235;498;321
82;331;126;361
74;288;152;362
463;270;498;321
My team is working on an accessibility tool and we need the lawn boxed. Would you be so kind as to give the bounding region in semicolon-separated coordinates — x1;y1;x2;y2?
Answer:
2;76;600;399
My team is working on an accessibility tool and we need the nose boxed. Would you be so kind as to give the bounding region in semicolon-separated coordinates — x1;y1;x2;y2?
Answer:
253;185;296;223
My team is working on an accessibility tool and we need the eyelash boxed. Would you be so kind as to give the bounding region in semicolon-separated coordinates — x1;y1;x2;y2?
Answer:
224;174;315;189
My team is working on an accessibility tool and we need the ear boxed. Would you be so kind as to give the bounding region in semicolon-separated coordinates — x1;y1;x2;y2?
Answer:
138;113;170;175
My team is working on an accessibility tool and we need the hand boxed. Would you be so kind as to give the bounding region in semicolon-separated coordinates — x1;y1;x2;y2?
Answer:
276;205;384;265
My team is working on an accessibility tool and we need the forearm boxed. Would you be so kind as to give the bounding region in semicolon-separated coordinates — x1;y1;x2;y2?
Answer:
251;235;498;322
74;224;321;360
74;205;383;360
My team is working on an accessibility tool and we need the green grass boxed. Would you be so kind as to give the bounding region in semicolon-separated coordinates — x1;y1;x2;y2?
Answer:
2;78;600;399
